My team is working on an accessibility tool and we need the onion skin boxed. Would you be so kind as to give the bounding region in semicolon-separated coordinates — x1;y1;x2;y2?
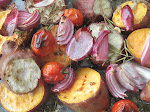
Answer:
33;0;56;8
0;7;18;36
56;16;74;45
18;10;41;31
92;30;110;61
140;81;150;103
141;34;150;66
51;67;75;93
121;5;134;31
116;66;138;93
66;31;94;61
105;64;127;99
0;0;11;8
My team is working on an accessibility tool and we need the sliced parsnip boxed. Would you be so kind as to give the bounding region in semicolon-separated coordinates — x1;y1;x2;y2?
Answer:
58;68;109;112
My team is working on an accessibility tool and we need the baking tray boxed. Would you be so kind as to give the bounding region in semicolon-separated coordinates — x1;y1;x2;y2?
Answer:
1;0;150;112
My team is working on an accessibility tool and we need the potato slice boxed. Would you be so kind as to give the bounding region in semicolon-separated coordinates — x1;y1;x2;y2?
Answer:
58;68;109;112
127;28;150;67
0;82;48;112
112;1;150;31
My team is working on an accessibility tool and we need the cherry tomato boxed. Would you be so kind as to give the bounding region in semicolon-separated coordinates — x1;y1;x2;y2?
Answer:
31;29;55;57
64;8;84;26
112;99;139;112
41;62;64;84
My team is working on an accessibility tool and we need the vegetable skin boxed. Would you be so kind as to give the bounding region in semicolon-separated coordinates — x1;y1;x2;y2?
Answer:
58;68;109;112
127;28;150;68
0;82;48;112
112;1;150;31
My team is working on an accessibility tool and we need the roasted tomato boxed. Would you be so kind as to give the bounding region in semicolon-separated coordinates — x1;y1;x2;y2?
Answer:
112;99;139;112
64;8;84;26
31;29;55;57
41;62;64;84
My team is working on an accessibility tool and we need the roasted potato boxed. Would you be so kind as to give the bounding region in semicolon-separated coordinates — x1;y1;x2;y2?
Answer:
58;68;110;112
0;82;48;112
127;28;150;67
112;0;150;31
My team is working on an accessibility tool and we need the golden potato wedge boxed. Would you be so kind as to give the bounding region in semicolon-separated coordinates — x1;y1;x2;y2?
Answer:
58;68;109;112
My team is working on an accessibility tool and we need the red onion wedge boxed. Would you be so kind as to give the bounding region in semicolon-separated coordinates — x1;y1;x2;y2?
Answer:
74;27;90;42
92;30;110;61
121;5;134;31
0;0;11;8
51;67;75;93
33;0;55;8
105;64;127;99
141;34;150;66
116;66;138;93
66;30;94;61
133;63;150;83
17;10;41;31
56;16;74;45
120;62;145;89
1;7;18;36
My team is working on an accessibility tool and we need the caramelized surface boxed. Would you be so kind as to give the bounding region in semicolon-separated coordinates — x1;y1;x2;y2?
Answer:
127;28;150;59
0;82;45;112
58;68;101;103
112;1;147;28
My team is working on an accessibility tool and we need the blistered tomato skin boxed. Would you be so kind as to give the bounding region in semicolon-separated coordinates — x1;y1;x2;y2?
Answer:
112;99;139;112
42;62;64;84
64;8;84;26
31;29;55;57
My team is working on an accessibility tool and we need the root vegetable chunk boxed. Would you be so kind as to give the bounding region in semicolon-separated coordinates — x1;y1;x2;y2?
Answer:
112;1;150;30
127;28;150;67
4;58;41;93
58;68;109;112
0;82;46;112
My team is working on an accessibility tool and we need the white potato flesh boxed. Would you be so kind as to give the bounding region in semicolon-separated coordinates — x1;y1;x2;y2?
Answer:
4;58;41;93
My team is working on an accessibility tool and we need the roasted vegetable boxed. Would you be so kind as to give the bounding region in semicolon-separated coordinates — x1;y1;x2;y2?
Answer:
42;62;64;84
25;0;66;25
31;29;55;57
73;0;113;22
112;0;150;31
127;28;150;67
0;82;48;112
38;25;71;67
64;8;84;26
0;41;41;94
140;81;150;103
58;68;109;112
112;99;139;112
88;22;124;67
